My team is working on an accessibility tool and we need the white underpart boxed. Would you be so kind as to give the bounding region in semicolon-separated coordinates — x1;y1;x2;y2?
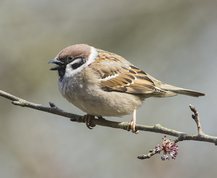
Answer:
64;47;98;78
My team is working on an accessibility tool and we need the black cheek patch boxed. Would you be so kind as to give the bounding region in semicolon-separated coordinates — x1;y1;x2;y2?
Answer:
70;58;85;70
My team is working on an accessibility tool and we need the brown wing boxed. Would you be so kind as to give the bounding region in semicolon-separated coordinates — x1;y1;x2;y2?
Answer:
90;50;166;96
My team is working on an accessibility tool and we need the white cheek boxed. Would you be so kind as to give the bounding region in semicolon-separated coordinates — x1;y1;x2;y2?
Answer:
64;47;98;78
64;63;85;78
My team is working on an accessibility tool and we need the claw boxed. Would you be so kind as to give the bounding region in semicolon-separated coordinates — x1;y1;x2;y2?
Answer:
82;114;96;129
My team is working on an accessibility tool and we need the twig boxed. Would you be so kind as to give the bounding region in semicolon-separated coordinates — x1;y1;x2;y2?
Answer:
0;89;217;160
138;144;161;160
138;136;178;160
138;105;217;160
189;104;204;135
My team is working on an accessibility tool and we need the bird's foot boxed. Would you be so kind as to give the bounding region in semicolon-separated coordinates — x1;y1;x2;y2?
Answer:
127;109;139;134
128;120;139;134
82;114;96;129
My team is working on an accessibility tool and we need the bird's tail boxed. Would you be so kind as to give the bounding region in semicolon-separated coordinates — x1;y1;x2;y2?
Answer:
160;83;205;97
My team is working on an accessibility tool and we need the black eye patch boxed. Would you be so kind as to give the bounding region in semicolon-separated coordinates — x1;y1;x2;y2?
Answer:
70;58;85;70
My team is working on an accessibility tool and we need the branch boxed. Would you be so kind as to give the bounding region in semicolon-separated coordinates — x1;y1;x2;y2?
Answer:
0;89;217;160
138;105;217;160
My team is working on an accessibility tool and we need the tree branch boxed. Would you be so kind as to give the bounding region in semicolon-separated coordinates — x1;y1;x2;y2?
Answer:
0;89;217;159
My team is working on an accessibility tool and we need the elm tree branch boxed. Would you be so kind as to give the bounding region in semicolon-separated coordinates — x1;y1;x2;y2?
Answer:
0;89;217;146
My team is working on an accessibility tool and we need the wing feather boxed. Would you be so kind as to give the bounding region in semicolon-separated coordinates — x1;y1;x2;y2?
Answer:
90;50;166;96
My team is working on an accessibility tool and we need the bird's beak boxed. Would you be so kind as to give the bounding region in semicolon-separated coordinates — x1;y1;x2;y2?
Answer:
48;58;63;70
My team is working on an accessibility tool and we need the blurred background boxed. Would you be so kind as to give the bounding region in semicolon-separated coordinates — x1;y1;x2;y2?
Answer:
0;0;217;177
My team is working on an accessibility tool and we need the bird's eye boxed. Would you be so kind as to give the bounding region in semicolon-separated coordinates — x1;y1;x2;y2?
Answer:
66;56;73;63
70;58;85;70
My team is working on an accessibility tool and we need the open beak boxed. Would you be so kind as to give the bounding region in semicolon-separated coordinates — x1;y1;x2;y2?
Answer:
48;58;63;70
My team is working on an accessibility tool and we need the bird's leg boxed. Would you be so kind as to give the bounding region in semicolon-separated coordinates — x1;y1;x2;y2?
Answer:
82;114;96;129
129;109;139;134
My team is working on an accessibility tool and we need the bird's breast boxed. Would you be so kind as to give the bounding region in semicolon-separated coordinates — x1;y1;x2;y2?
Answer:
58;75;143;116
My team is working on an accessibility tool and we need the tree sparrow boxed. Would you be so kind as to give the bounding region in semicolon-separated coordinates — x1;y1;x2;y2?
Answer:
49;44;205;133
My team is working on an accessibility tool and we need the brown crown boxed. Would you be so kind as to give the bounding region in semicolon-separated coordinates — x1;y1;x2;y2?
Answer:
57;44;91;62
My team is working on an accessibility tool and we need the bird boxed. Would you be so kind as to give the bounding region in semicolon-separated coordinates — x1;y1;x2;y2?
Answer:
49;44;205;133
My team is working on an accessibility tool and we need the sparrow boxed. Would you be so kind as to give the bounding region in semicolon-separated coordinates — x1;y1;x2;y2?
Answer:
49;44;205;133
